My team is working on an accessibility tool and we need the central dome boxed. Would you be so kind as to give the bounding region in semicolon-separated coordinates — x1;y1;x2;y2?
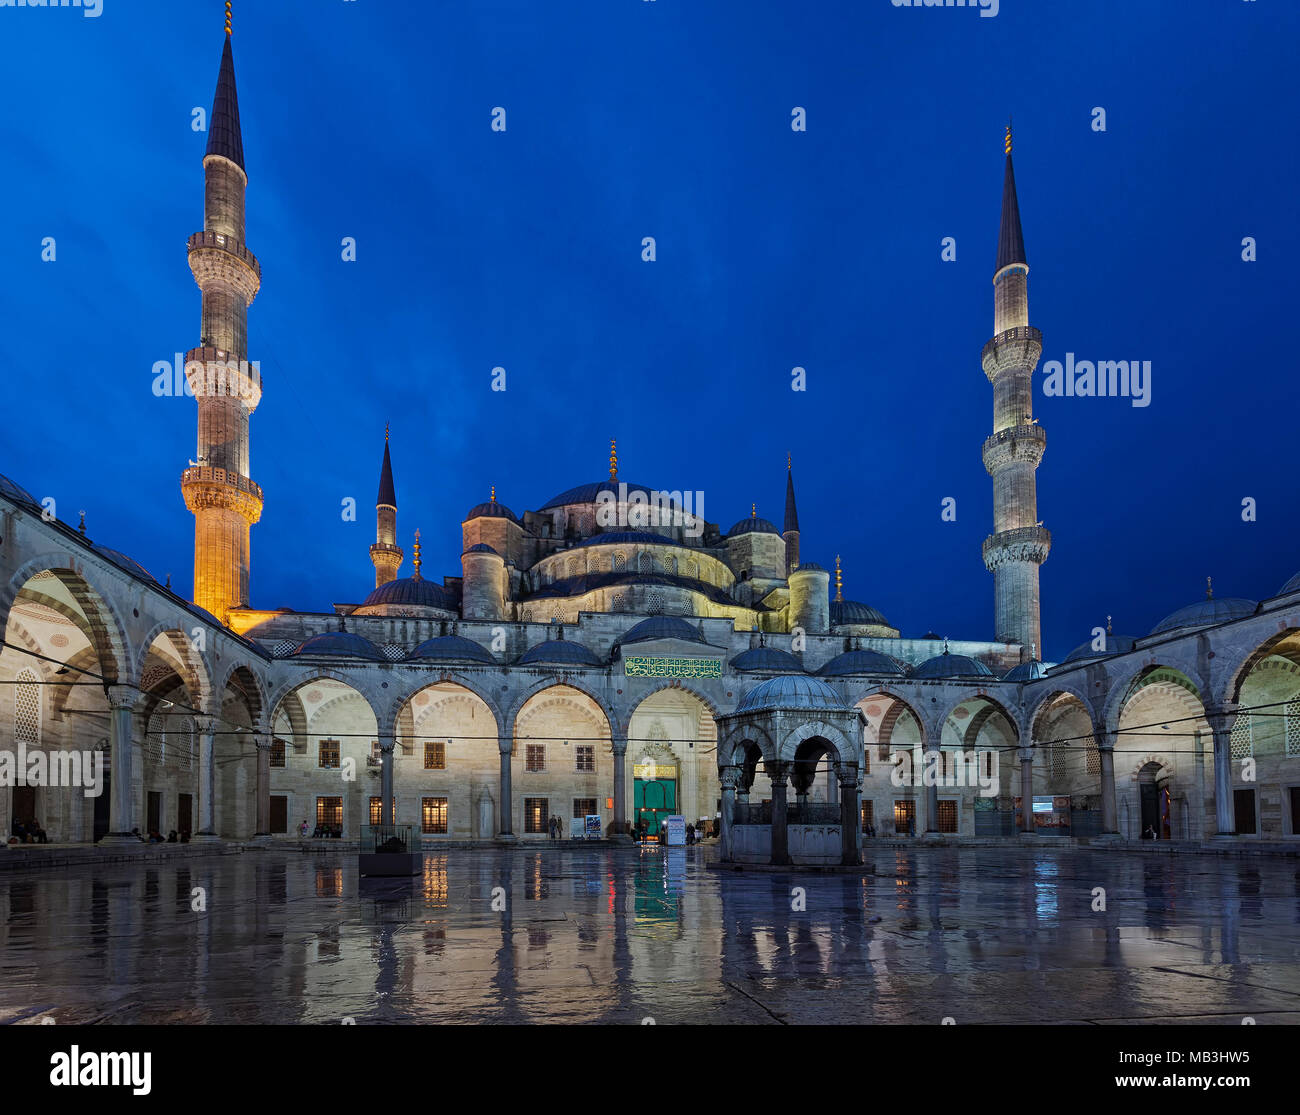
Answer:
737;675;847;713
539;480;672;512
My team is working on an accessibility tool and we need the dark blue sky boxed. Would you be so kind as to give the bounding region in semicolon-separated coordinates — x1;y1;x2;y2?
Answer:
1;0;1296;660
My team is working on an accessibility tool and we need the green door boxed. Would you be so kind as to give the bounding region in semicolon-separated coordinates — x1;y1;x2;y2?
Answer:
634;778;676;837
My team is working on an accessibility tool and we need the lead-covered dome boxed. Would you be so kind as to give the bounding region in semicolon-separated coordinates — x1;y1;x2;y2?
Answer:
1278;572;1300;596
1151;597;1257;635
737;675;847;713
1003;660;1054;682
359;576;451;610
830;599;891;627
408;635;495;664
620;616;705;646
292;632;386;661
727;516;779;537
1061;634;1137;663
912;652;994;680
93;544;157;583
730;646;804;672
539;480;668;511
0;472;39;511
465;498;519;523
818;649;907;677
517;639;603;667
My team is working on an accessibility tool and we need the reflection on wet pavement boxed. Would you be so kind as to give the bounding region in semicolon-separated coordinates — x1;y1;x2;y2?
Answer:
2;846;1298;1024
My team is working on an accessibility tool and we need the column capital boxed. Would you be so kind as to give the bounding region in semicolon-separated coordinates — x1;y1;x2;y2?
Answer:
194;717;216;736
376;732;395;754
719;766;741;791
834;762;862;790
104;684;140;711
765;760;790;786
610;734;628;755
498;735;513;754
1205;705;1238;731
253;734;273;752
1093;730;1113;753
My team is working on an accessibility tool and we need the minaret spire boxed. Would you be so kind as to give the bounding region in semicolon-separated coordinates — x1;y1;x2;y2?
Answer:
370;427;403;587
181;14;263;623
981;123;1049;652
782;453;800;575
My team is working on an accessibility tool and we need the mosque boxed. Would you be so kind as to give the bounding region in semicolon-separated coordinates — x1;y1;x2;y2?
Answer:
2;19;1299;863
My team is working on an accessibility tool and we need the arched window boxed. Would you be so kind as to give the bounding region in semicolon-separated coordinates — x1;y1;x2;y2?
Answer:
1231;716;1252;760
613;552;627;574
611;594;626;612
647;593;663;615
1287;698;1300;758
669;556;678;575
14;669;40;745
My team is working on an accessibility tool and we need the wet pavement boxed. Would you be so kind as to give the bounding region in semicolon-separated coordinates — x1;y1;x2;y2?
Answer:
1;845;1298;1024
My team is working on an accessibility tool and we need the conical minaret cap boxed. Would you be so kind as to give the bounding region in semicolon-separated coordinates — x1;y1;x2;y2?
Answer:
377;428;396;508
205;31;245;171
996;126;1026;273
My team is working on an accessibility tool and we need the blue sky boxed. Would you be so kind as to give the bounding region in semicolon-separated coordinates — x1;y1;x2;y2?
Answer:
0;0;1296;659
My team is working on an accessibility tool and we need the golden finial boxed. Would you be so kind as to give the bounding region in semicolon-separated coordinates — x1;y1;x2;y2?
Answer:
384;421;389;443
1206;576;1213;600
787;452;792;471
490;485;496;503
609;439;618;482
751;502;757;518
834;554;843;603
1005;118;1012;155
225;1;232;36
412;529;422;580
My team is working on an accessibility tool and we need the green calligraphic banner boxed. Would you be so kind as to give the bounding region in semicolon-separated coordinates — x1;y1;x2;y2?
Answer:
624;655;722;679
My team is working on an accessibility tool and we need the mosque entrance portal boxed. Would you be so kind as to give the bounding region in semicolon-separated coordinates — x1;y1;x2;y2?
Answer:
634;756;677;839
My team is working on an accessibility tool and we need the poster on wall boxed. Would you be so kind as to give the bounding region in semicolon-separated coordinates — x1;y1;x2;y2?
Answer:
663;815;686;846
585;814;602;839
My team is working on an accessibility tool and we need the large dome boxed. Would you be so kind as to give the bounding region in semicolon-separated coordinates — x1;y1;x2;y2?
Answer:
620;616;705;646
292;632;386;661
830;599;891;627
817;649;907;677
539;480;670;512
1151;597;1257;635
359;576;451;610
912;652;994;680
737;675;847;714
408;635;495;664
730;646;804;672
516;639;603;667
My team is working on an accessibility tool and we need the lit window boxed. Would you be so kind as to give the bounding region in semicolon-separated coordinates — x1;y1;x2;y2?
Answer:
421;797;448;834
524;798;549;834
573;798;597;820
318;739;340;768
316;796;342;829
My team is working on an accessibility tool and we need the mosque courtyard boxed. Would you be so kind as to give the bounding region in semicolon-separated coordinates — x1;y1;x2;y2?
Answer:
1;845;1298;1026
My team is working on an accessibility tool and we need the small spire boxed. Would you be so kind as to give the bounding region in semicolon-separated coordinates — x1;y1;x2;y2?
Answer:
787;451;792;471
412;529;422;580
943;637;950;655
490;485;496;503
207;11;245;170
377;429;396;509
1206;576;1213;600
609;439;618;482
166;574;172;590
834;554;843;603
996;120;1026;273
78;510;86;537
1005;117;1012;155
1106;614;1113;635
751;502;757;519
385;421;389;443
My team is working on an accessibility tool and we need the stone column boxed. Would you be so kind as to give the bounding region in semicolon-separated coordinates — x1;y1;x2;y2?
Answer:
611;734;628;838
195;716;219;840
925;744;940;834
101;685;139;844
1019;747;1035;834
768;761;790;866
1192;728;1207;841
378;730;395;826
1209;710;1236;838
719;767;738;863
837;762;861;866
252;731;272;842
496;735;516;841
1097;737;1119;836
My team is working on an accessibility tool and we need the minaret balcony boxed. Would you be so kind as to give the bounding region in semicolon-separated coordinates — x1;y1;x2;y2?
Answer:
188;230;261;304
181;466;264;523
183;346;263;411
981;325;1042;380
981;423;1047;472
982;525;1051;570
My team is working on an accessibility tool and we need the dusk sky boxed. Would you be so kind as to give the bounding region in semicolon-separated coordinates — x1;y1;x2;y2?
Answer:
1;0;1295;660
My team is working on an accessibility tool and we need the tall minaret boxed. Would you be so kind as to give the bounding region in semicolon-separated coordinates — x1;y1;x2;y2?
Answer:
783;453;800;575
181;4;264;624
981;123;1050;654
370;425;403;586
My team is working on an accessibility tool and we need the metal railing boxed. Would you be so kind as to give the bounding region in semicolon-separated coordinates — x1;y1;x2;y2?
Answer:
981;325;1042;362
180;466;264;502
360;823;417;855
187;230;261;277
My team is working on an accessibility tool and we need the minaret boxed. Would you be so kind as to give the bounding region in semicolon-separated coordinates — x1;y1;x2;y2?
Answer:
181;4;264;624
783;452;800;575
981;122;1050;653
370;425;403;587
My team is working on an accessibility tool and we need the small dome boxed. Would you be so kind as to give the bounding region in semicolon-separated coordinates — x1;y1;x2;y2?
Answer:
187;603;223;628
830;599;891;627
93;545;157;583
730;646;804;673
465;499;519;523
728;516;779;537
1278;572;1300;596
360;577;450;610
293;632;386;661
791;562;826;573
620;616;705;646
1003;660;1054;682
1062;634;1137;663
922;631;941;640
912;653;994;680
408;635;495;664
463;543;501;557
818;649;907;677
0;472;39;510
1151;597;1257;635
517;639;603;667
737;675;847;714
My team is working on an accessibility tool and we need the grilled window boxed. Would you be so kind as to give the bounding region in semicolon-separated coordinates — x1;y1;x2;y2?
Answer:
422;797;448;834
893;799;916;833
270;738;286;768
937;799;958;834
424;741;447;770
526;744;545;772
573;798;598;820
318;738;340;768
860;799;874;833
316;796;342;828
524;798;549;834
1287;699;1300;758
575;745;595;772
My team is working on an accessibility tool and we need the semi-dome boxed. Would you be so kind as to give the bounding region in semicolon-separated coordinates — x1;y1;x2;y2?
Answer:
912;652;994;680
1061;634;1137;663
465;498;519;523
1279;571;1300;596
730;646;804;672
0;472;39;510
539;480;668;512
1151;597;1257;635
292;631;386;661
516;639;603;667
1003;660;1054;682
830;599;891;627
817;649;907;677
737;675;847;714
620;615;705;645
93;545;157;583
408;635;495;664
360;576;451;610
727;516;779;537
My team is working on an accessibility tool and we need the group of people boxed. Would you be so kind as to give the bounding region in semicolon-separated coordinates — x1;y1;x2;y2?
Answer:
547;816;565;839
8;818;48;844
129;828;189;844
308;822;343;838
